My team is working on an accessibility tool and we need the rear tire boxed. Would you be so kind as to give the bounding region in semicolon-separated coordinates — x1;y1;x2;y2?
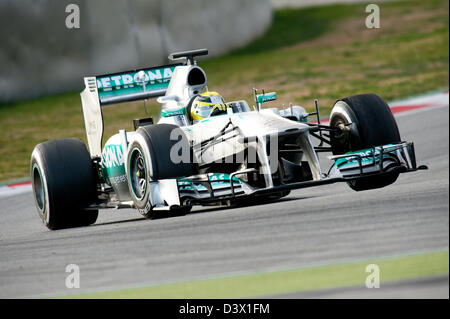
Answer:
30;138;98;230
127;124;196;218
330;93;401;191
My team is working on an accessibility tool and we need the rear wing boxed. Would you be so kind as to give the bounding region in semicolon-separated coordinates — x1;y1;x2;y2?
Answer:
80;49;209;158
80;63;181;157
96;64;181;106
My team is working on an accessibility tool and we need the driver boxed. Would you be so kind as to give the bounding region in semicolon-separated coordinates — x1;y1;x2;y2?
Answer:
190;91;229;123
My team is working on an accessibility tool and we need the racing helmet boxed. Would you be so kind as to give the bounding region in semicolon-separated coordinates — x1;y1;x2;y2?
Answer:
190;91;227;123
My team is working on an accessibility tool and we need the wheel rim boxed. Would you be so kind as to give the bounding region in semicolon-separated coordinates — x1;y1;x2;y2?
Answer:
129;148;147;200
32;163;45;213
330;102;360;154
330;114;349;151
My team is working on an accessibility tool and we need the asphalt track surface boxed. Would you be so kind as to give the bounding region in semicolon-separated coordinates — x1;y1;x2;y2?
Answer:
0;104;448;298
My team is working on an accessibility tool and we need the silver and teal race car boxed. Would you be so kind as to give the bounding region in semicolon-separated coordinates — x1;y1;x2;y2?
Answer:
30;49;427;230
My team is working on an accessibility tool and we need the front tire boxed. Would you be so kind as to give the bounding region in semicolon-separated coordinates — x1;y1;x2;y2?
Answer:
127;124;196;218
330;93;401;191
30;138;98;230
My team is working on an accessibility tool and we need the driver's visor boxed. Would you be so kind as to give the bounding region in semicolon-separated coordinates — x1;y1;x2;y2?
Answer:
195;103;215;119
209;95;225;104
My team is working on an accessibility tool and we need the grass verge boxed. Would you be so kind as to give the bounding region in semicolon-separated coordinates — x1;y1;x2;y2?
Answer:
64;250;449;298
0;0;448;182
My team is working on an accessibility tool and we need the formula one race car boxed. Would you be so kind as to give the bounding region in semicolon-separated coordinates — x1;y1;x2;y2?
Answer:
30;49;427;230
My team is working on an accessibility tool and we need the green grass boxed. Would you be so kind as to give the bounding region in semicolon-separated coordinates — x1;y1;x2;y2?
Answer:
0;0;448;182
227;4;354;56
63;250;448;298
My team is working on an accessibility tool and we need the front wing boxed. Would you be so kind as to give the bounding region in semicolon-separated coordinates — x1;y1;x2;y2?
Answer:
179;142;427;206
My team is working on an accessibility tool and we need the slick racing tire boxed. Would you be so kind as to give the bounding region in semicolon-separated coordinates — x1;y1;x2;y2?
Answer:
330;93;401;191
127;124;196;219
30;138;98;230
